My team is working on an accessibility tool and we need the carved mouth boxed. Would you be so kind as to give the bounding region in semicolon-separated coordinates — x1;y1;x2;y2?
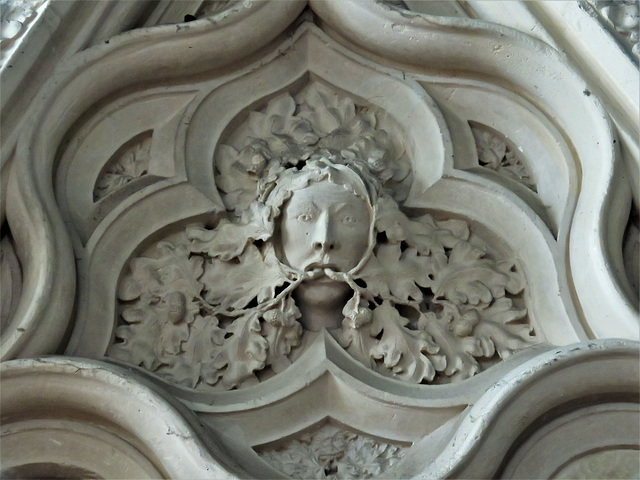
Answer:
306;262;340;272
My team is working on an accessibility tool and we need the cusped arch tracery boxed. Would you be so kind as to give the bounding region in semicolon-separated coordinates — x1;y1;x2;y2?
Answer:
5;2;635;479
54;17;584;399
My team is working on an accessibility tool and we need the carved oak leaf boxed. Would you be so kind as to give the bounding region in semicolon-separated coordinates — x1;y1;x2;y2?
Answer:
260;424;406;480
247;94;319;163
215;144;264;211
260;443;327;479
469;298;532;359
357;244;443;303
471;125;535;189
297;83;356;136
187;202;273;261
201;243;288;311
94;133;151;201
431;241;523;306
434;218;471;245
118;242;204;302
261;297;302;374
375;196;467;255
419;311;482;380
370;302;441;383
159;314;225;388
420;298;532;381
212;313;268;389
109;304;190;371
336;434;404;479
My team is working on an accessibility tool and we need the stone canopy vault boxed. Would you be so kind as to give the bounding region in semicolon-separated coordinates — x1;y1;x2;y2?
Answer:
0;0;639;478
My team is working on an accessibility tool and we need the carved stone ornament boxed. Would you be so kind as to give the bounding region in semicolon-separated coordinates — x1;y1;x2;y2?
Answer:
107;81;534;390
2;0;639;478
257;422;407;479
0;0;48;67
584;0;640;60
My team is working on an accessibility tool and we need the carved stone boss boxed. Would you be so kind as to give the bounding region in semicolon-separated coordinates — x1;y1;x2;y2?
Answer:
4;3;637;478
107;81;535;391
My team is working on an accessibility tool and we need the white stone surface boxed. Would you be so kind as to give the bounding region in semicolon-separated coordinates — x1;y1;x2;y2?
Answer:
0;1;638;478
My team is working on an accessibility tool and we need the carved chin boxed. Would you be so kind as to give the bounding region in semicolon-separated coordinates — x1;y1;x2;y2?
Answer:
294;279;351;308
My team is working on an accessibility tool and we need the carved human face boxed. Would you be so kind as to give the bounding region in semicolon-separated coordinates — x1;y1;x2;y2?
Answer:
280;181;371;273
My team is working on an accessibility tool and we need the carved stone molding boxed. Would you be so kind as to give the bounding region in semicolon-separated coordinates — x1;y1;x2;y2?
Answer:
0;357;241;479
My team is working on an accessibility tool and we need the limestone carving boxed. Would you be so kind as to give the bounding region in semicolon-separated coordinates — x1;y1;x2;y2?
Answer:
2;1;639;478
469;122;537;191
93;132;152;201
108;82;535;389
0;0;47;66
585;0;640;60
258;423;406;479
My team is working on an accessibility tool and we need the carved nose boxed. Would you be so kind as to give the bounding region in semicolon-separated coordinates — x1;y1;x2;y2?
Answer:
312;240;338;252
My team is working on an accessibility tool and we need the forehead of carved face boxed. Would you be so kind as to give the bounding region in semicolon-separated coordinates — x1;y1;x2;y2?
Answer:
280;181;372;273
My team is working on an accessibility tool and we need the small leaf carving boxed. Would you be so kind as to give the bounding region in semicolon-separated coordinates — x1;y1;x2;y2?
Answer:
336;434;404;478
200;243;288;311
160;314;225;388
375;196;467;255
258;423;406;480
94;132;152;201
187;202;273;261
431;241;522;306
370;302;441;383
470;298;532;358
470;123;536;191
211;313;268;389
357;244;443;302
117;241;203;302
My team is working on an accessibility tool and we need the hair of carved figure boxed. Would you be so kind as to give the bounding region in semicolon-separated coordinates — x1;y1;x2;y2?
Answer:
262;157;378;210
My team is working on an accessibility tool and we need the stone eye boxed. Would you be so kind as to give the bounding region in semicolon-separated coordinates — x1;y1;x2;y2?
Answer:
342;215;356;224
297;213;313;222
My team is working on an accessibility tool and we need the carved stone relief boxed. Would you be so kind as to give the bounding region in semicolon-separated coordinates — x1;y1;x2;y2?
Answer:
257;422;407;479
0;0;48;67
469;122;537;192
1;1;638;478
107;81;535;390
584;0;640;61
93;131;152;201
